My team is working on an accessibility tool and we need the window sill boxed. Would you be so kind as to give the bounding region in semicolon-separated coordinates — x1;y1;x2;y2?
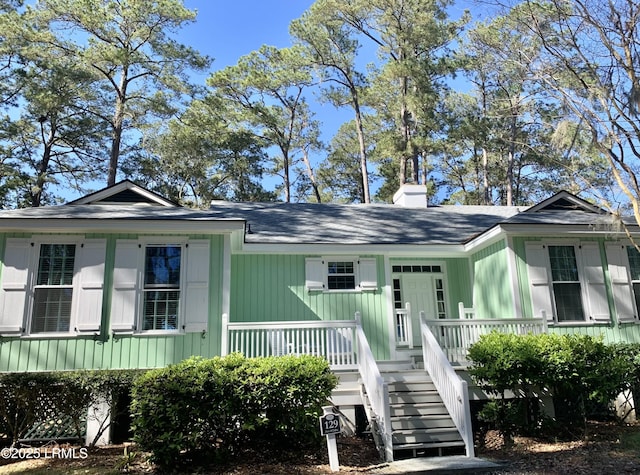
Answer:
549;321;611;327
17;332;99;340
133;330;181;337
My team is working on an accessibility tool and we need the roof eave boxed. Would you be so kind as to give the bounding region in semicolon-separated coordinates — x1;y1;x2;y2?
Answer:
0;218;246;234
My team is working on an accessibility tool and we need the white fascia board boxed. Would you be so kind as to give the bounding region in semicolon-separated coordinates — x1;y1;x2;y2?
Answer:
236;242;468;257
464;225;506;253
0;219;246;234
465;223;640;253
70;181;176;207
498;223;640;237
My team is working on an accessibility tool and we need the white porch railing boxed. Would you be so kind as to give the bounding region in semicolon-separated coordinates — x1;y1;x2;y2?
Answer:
354;312;393;462
420;312;475;458
394;303;413;348
221;314;357;369
425;316;548;365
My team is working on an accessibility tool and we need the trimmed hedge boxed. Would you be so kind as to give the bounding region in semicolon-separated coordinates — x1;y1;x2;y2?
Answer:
130;354;338;468
468;333;639;441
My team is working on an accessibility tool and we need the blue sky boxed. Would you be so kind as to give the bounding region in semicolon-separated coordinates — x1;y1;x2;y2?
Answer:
183;1;315;75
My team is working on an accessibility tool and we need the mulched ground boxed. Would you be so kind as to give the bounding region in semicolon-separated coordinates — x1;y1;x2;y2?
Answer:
477;421;640;474
1;422;639;474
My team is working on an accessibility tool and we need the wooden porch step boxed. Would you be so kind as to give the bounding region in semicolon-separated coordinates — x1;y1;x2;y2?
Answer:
389;402;449;417
380;369;430;382
391;415;456;430
377;360;414;372
387;380;436;392
392;427;463;445
389;390;442;405
330;387;363;406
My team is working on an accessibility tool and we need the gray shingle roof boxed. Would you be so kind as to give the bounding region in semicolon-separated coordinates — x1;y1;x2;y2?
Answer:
0;198;630;245
206;202;525;244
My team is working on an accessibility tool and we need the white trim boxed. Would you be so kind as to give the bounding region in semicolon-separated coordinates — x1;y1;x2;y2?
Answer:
69;181;177;207
383;255;397;360
305;256;381;293
222;234;231;320
238;243;468;257
0;219;245;234
526;191;604;214
525;239;611;324
464;225;506;253
137;241;185;334
506;236;522;317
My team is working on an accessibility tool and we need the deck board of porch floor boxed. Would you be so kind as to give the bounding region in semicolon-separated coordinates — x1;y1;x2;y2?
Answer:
368;455;503;474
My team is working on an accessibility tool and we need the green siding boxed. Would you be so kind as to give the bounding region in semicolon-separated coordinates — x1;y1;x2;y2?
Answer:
230;254;391;360
0;233;226;372
472;240;514;317
513;236;640;344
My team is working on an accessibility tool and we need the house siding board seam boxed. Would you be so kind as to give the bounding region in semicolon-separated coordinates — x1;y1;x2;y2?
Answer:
472;240;513;318
229;254;389;360
513;236;640;342
0;233;225;372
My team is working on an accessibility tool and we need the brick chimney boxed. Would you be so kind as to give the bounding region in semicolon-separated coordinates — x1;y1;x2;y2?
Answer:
392;184;427;207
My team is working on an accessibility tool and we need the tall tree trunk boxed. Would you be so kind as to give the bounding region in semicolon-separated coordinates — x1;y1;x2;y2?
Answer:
353;94;370;203
108;72;128;187
482;147;490;205
399;72;410;186
32;119;54;207
506;110;517;206
301;147;322;203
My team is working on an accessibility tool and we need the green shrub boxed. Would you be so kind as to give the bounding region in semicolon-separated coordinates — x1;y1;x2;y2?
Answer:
130;354;337;468
468;333;629;441
609;343;640;419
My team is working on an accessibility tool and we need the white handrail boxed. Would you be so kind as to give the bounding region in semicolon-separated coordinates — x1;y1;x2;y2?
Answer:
394;305;413;348
223;318;358;369
426;317;547;365
420;312;475;458
354;312;393;462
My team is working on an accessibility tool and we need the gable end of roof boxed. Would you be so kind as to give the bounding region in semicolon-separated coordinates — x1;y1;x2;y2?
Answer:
67;180;180;207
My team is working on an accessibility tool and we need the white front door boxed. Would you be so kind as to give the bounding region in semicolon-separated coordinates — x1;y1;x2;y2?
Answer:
401;274;436;347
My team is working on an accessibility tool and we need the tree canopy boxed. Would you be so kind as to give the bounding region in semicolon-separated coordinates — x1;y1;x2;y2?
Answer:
0;0;630;211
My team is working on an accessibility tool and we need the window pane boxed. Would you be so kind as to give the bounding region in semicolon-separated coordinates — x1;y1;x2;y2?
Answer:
37;244;75;286
327;261;355;290
627;247;640;281
549;246;579;282
328;275;356;290
143;290;179;330
32;244;75;333
145;246;181;288
634;283;640;318
327;261;354;275
553;283;584;321
31;288;72;333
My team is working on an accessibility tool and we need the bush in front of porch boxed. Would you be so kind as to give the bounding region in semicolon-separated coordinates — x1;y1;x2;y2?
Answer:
468;333;638;444
130;353;338;469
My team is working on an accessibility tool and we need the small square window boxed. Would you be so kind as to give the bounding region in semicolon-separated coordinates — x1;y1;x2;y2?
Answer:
327;261;356;290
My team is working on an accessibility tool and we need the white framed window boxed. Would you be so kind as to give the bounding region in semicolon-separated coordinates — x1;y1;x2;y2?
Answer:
305;257;377;292
525;241;609;324
142;245;182;331
31;243;76;333
110;238;210;334
604;243;640;323
0;237;106;337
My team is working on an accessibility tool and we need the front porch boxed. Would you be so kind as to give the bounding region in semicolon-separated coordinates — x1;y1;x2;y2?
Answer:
220;310;547;461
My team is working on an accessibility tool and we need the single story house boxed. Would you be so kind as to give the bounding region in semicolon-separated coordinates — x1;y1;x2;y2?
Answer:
0;180;639;460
